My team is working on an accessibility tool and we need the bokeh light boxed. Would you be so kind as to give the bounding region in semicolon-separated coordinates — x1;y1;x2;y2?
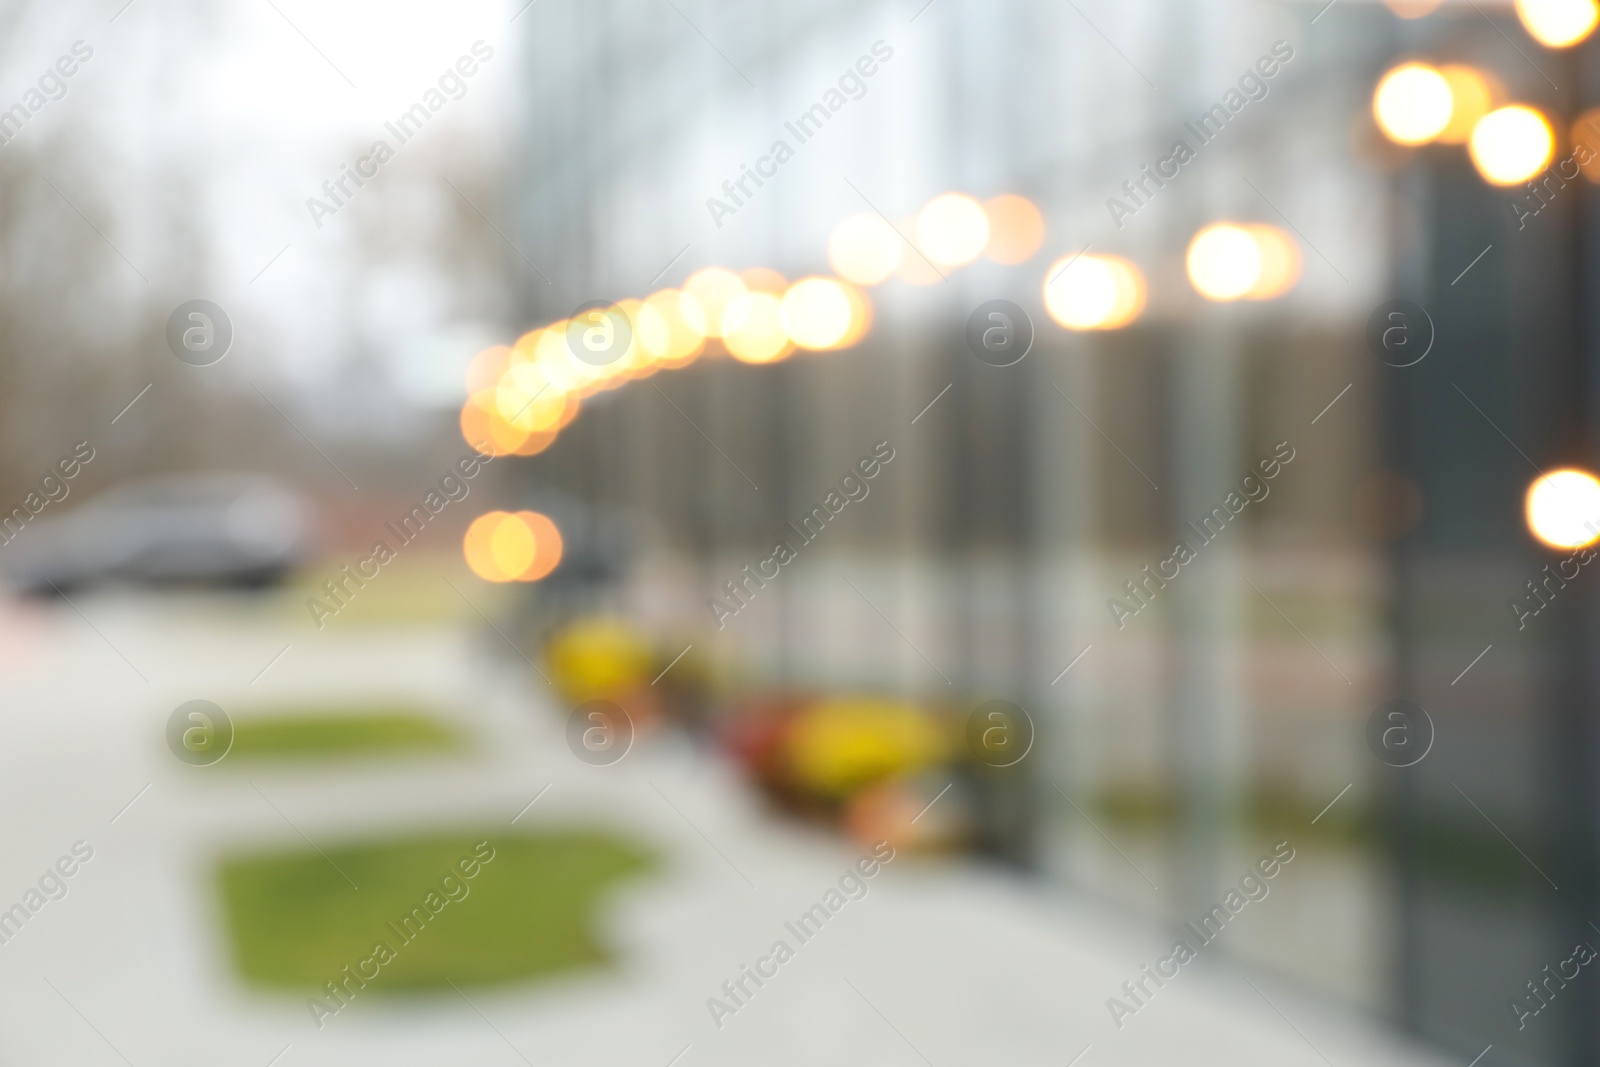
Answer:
528;324;587;395
515;511;564;580
828;214;903;285
983;194;1046;265
835;282;874;348
1373;62;1453;146
915;193;990;268
459;195;1033;452
1574;107;1600;181
780;277;858;351
509;329;557;385
1470;105;1555;185
495;361;569;431
1515;0;1599;47
1243;225;1302;300
464;511;517;582
1187;223;1262;302
610;298;656;380
460;394;516;456
460;383;564;457
741;267;788;294
1525;469;1600;549
1437;65;1497;144
1042;253;1145;330
492;513;536;578
683;268;748;337
638;289;707;368
894;232;946;285
464;511;564;582
466;344;512;394
722;291;793;363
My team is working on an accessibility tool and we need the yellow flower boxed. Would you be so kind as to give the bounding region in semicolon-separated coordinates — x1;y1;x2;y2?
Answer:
545;618;654;702
785;697;947;798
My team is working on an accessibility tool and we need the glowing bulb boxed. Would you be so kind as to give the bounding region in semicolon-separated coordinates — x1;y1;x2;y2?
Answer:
1043;254;1145;330
491;513;537;579
672;290;712;343
495;362;567;431
780;277;855;350
915;193;990;267
1103;260;1146;326
1243;225;1302;300
1526;469;1600;548
512;329;573;391
509;329;544;364
893;230;946;286
1374;62;1453;145
722;291;792;363
462;391;559;457
514;511;564;580
828;214;903;285
635;301;669;364
835;283;874;348
1187;224;1262;302
983;194;1046;265
609;298;656;380
1045;257;1115;329
1470;105;1555;185
464;511;565;581
466;345;511;393
741;267;787;294
1437;65;1496;145
1573;108;1600;182
683;269;747;337
464;512;515;582
1515;0;1599;47
460;396;512;456
638;289;706;368
532;325;581;387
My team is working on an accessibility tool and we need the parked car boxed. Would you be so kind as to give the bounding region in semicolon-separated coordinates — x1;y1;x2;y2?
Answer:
5;474;315;593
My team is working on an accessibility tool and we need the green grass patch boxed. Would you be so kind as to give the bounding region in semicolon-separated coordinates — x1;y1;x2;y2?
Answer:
228;708;464;760
217;830;656;993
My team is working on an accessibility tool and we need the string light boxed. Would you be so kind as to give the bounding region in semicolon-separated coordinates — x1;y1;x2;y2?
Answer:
459;190;1054;511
